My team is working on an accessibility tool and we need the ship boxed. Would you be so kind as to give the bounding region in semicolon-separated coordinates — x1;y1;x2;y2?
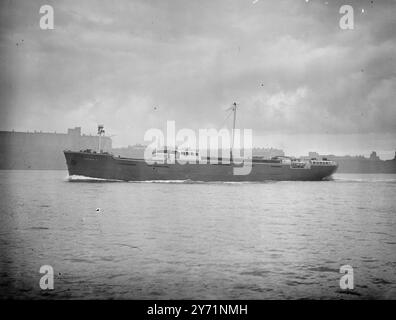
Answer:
64;104;338;181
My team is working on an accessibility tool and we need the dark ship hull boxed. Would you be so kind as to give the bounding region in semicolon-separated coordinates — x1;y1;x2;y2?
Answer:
64;151;338;182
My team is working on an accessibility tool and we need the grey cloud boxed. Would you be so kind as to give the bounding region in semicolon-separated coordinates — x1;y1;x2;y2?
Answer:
0;0;395;150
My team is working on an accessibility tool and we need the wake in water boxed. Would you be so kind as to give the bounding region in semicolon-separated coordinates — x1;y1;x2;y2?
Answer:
131;180;279;185
66;174;396;184
66;175;123;182
333;174;396;183
65;175;278;185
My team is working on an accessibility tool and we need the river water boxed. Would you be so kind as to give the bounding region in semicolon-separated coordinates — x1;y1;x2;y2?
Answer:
0;170;395;299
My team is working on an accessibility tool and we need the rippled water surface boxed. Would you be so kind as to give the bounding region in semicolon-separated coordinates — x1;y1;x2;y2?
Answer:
1;170;395;299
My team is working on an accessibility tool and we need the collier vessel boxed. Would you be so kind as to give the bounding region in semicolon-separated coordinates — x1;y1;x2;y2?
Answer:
64;104;338;181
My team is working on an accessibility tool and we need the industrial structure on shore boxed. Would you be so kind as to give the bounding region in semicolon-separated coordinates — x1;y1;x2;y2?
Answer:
306;151;396;174
0;127;111;170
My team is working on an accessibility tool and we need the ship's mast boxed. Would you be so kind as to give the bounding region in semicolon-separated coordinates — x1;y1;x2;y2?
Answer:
97;124;104;153
230;102;237;162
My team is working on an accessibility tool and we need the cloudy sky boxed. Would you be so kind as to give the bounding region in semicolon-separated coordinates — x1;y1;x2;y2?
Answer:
0;0;395;158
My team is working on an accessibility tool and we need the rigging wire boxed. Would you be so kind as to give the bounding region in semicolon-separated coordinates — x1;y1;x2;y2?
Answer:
218;108;233;129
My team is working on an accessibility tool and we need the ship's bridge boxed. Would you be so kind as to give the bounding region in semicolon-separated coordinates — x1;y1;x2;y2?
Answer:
271;156;337;169
152;148;200;163
310;159;337;166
